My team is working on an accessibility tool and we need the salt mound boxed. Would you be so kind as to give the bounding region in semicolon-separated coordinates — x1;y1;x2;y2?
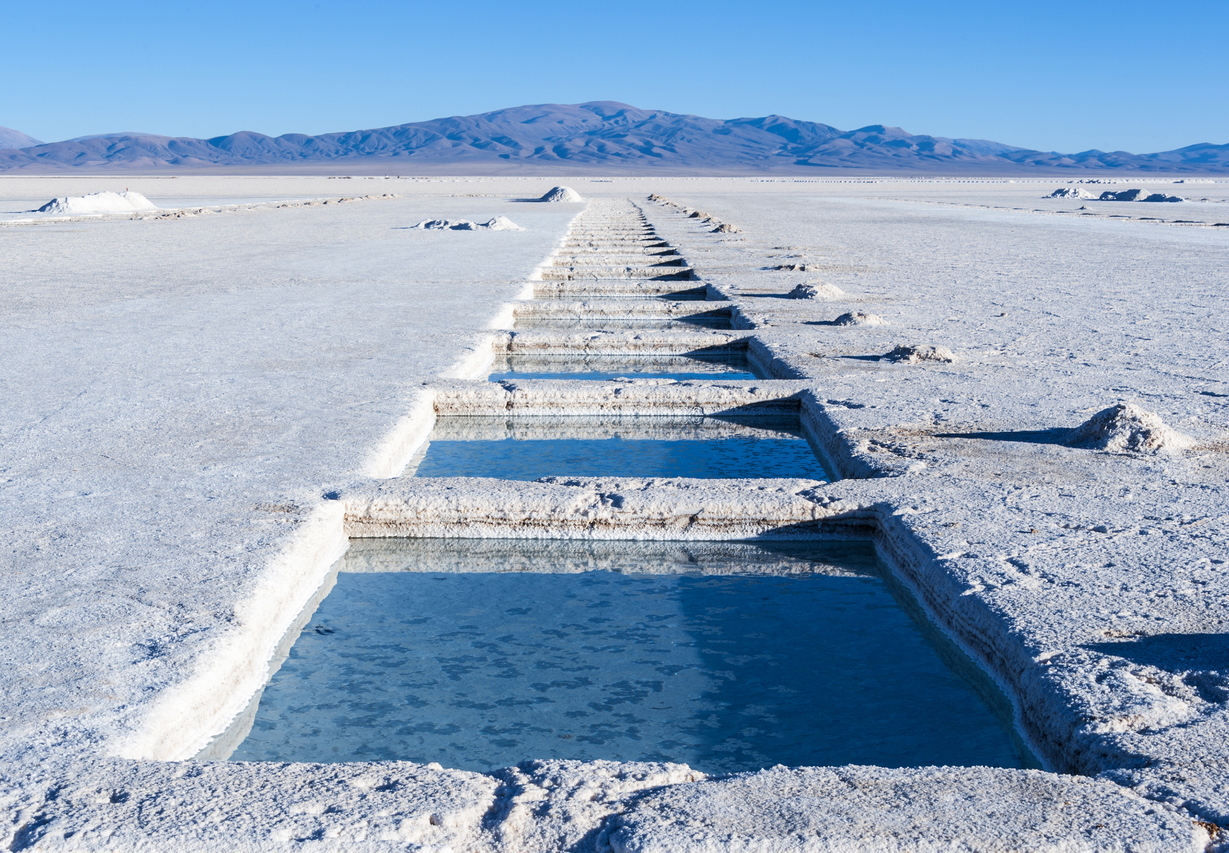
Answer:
411;217;524;231
885;344;956;364
834;311;886;326
712;223;740;233
1067;403;1195;454
1046;187;1095;199
483;216;525;231
788;283;844;300
538;186;584;203
36;190;158;215
413;219;476;230
1098;189;1184;203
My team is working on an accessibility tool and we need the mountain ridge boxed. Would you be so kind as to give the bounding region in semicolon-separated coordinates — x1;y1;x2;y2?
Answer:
0;125;43;151
2;102;1226;174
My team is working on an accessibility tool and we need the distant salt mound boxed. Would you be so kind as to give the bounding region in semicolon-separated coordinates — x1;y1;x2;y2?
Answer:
788;283;844;300
538;186;584;203
411;217;524;231
483;216;525;231
1046;187;1096;200
1067;403;1195;454
885;344;956;364
1098;188;1184;203
36;190;158;215
834;311;886;326
413;219;476;230
712;223;740;233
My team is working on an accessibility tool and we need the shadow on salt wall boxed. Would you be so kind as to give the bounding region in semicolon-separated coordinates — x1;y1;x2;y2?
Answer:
932;428;1074;445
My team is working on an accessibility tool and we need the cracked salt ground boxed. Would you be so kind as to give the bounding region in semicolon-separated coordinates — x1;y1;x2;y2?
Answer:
230;540;1034;772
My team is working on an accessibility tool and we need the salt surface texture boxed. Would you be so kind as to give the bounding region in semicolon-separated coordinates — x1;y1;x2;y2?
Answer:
230;539;1033;772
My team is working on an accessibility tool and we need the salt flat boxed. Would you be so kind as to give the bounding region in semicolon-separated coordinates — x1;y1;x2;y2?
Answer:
0;176;1225;851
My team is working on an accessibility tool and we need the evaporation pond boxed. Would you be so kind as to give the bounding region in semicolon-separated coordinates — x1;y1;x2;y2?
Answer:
409;416;827;480
488;353;757;382
230;540;1035;772
514;316;733;330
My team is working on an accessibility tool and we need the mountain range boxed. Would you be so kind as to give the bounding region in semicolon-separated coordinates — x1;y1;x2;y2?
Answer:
2;102;1226;175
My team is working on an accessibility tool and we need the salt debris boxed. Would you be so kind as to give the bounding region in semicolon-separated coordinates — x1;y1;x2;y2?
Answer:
833;311;886;326
788;282;844;300
884;344;956;363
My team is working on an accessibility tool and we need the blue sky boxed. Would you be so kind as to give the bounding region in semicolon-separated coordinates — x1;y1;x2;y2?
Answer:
3;0;1225;153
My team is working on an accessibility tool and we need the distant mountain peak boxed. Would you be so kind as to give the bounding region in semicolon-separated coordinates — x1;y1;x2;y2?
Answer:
2;104;1225;174
0;126;44;150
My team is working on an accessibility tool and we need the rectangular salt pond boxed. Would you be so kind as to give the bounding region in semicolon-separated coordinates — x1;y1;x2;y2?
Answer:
408;416;828;481
227;539;1037;773
487;353;758;382
513;316;734;331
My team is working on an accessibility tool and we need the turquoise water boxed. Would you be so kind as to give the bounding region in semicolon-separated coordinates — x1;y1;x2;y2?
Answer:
230;540;1036;772
411;417;827;481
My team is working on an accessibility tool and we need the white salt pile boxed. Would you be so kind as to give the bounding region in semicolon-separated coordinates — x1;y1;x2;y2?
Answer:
1098;189;1184;203
483;216;525;231
712;223;740;233
538;186;584;203
36;190;158;215
1067;403;1196;454
1046;187;1096;200
411;217;525;231
885;344;956;364
413;219;475;230
834;311;886;326
788;282;845;300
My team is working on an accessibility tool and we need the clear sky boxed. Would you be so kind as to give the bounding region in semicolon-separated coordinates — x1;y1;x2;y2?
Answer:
3;0;1226;153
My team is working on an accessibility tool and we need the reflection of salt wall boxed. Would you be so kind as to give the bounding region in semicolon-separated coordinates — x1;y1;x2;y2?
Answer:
343;537;878;577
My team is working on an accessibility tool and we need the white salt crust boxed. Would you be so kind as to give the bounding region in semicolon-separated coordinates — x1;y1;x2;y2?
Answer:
0;177;1226;850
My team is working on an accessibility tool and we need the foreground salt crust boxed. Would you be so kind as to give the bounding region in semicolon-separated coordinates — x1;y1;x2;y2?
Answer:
1;176;1226;850
36;189;158;214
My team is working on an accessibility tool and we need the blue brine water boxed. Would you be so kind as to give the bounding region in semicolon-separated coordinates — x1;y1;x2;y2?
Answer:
411;417;827;481
231;540;1036;772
